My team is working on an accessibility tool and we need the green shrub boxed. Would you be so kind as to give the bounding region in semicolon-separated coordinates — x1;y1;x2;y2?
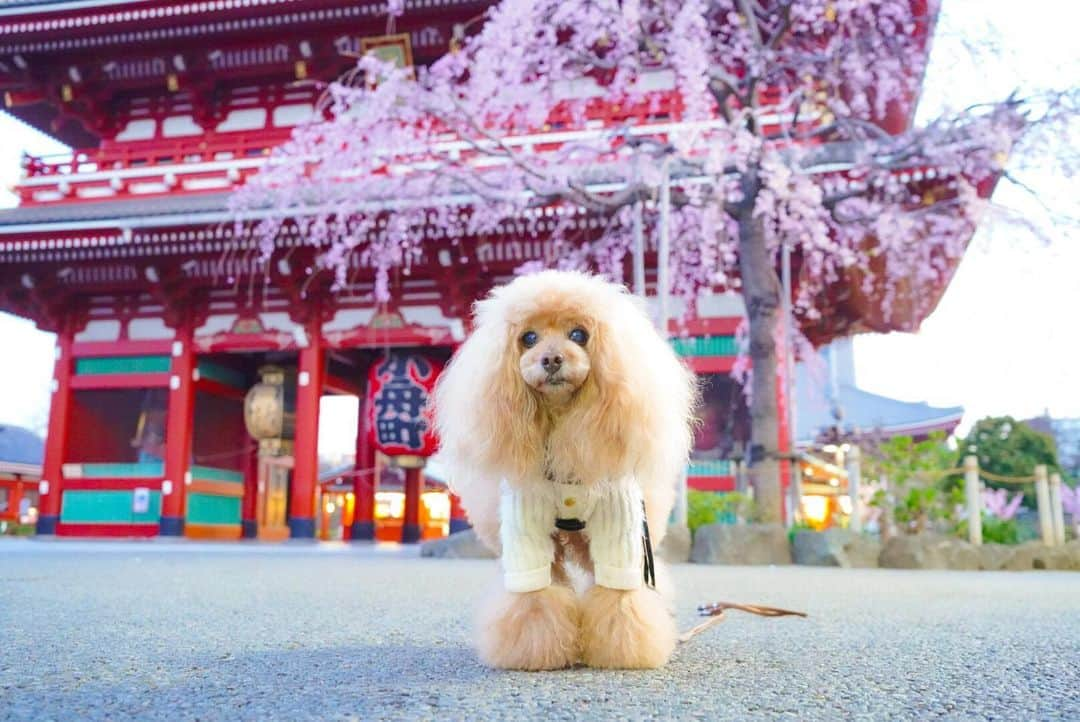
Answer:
0;522;35;536
955;513;1030;545
687;490;755;532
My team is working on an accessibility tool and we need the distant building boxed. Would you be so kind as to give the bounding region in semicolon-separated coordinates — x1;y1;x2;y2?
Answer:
0;424;43;526
1024;414;1080;479
795;338;964;444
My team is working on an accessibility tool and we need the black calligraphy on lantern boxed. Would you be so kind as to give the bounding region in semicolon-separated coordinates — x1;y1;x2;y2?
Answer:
372;354;433;452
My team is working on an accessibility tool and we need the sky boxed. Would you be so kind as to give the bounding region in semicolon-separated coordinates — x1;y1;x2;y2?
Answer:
0;0;1077;456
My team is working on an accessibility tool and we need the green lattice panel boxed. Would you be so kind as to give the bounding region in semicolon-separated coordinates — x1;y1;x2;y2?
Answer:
189;466;244;483
196;361;247;390
74;355;170;375
670;336;737;358
60;490;162;524
687;459;733;477
186;493;242;526
74;462;165;479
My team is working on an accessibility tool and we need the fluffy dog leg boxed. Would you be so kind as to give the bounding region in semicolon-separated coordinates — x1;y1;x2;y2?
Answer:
476;584;580;670
579;586;677;669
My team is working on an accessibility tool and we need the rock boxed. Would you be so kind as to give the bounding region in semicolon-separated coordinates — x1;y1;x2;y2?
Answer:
878;535;983;570
993;541;1075;571
790;529;881;568
1064;540;1080;571
939;539;980;570
1000;542;1040;571
792;529;847;567
690;523;792;565
657;523;691;564
419;529;497;559
846;535;882;569
1029;543;1076;571
978;543;1016;571
976;541;1080;571
879;534;948;570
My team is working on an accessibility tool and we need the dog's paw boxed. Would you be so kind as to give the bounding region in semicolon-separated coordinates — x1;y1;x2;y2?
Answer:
476;584;580;671
579;585;677;669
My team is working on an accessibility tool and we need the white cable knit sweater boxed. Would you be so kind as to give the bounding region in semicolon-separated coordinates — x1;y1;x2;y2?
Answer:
499;475;644;593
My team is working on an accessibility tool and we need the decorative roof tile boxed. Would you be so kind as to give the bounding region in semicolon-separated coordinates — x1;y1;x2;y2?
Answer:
0;424;44;466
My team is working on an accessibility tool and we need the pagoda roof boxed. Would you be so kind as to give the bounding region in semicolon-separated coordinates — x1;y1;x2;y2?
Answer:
0;191;230;231
0;424;43;474
796;379;964;443
0;1;80;11
795;341;964;443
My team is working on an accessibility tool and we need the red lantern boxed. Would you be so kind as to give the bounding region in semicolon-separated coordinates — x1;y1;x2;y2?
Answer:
365;351;442;458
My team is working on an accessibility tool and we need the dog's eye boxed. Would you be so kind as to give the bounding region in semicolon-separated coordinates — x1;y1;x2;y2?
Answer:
521;331;539;348
568;328;589;346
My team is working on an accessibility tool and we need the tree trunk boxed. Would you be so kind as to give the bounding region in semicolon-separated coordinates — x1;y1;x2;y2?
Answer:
737;183;784;524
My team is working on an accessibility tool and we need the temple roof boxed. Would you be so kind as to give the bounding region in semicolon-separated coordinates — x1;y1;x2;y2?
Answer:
0;424;44;470
0;1;77;9
0;192;230;230
795;339;964;443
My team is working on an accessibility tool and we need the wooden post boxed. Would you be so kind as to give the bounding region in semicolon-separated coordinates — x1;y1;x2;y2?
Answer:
1034;464;1054;547
289;327;324;539
351;391;376;541
963;455;982;545
240;435;259;539
846;446;862;533
160;325;195;536
37;330;74;535
1049;472;1066;547
401;466;423;543
9;479;24;525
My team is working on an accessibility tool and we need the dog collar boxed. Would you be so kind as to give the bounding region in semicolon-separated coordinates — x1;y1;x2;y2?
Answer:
554;517;586;532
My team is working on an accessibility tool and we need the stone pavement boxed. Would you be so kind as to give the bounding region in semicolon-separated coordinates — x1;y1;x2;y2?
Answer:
1;539;1078;721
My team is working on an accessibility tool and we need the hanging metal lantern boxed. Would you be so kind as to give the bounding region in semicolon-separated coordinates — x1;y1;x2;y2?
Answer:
244;365;296;442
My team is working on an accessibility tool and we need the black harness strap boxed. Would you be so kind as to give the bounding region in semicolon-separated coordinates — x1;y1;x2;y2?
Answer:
641;502;656;589
554;518;586;532
551;501;656;590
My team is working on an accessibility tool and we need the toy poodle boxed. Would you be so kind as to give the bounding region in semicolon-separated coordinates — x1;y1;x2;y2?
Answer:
433;270;697;670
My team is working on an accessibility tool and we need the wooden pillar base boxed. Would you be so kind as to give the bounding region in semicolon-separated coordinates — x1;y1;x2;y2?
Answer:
402;466;422;544
36;514;59;535
159;516;185;537
449;519;471;534
351;520;376;541
288;516;316;539
241;520;258;539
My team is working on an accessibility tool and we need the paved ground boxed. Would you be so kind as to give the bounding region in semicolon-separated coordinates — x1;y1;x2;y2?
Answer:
1;539;1078;721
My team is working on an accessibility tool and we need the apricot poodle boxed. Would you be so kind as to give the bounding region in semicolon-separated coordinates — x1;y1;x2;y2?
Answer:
433;270;697;670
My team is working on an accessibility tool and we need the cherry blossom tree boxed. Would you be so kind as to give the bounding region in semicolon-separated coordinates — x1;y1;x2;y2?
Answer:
232;0;1051;522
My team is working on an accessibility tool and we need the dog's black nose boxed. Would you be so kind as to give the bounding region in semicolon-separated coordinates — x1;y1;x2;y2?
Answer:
541;354;563;372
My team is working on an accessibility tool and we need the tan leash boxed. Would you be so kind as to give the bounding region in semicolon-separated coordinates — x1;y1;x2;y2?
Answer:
679;601;807;643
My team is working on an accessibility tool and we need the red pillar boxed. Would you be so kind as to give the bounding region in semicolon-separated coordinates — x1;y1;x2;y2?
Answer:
241;435;259;539
9;480;24;524
160;323;196;536
449;493;470;534
351;392;377;541
401;466;423;543
289;326;323;539
36;330;74;535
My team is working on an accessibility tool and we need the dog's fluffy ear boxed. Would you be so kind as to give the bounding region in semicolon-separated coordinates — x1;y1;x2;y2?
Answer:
432;295;544;505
